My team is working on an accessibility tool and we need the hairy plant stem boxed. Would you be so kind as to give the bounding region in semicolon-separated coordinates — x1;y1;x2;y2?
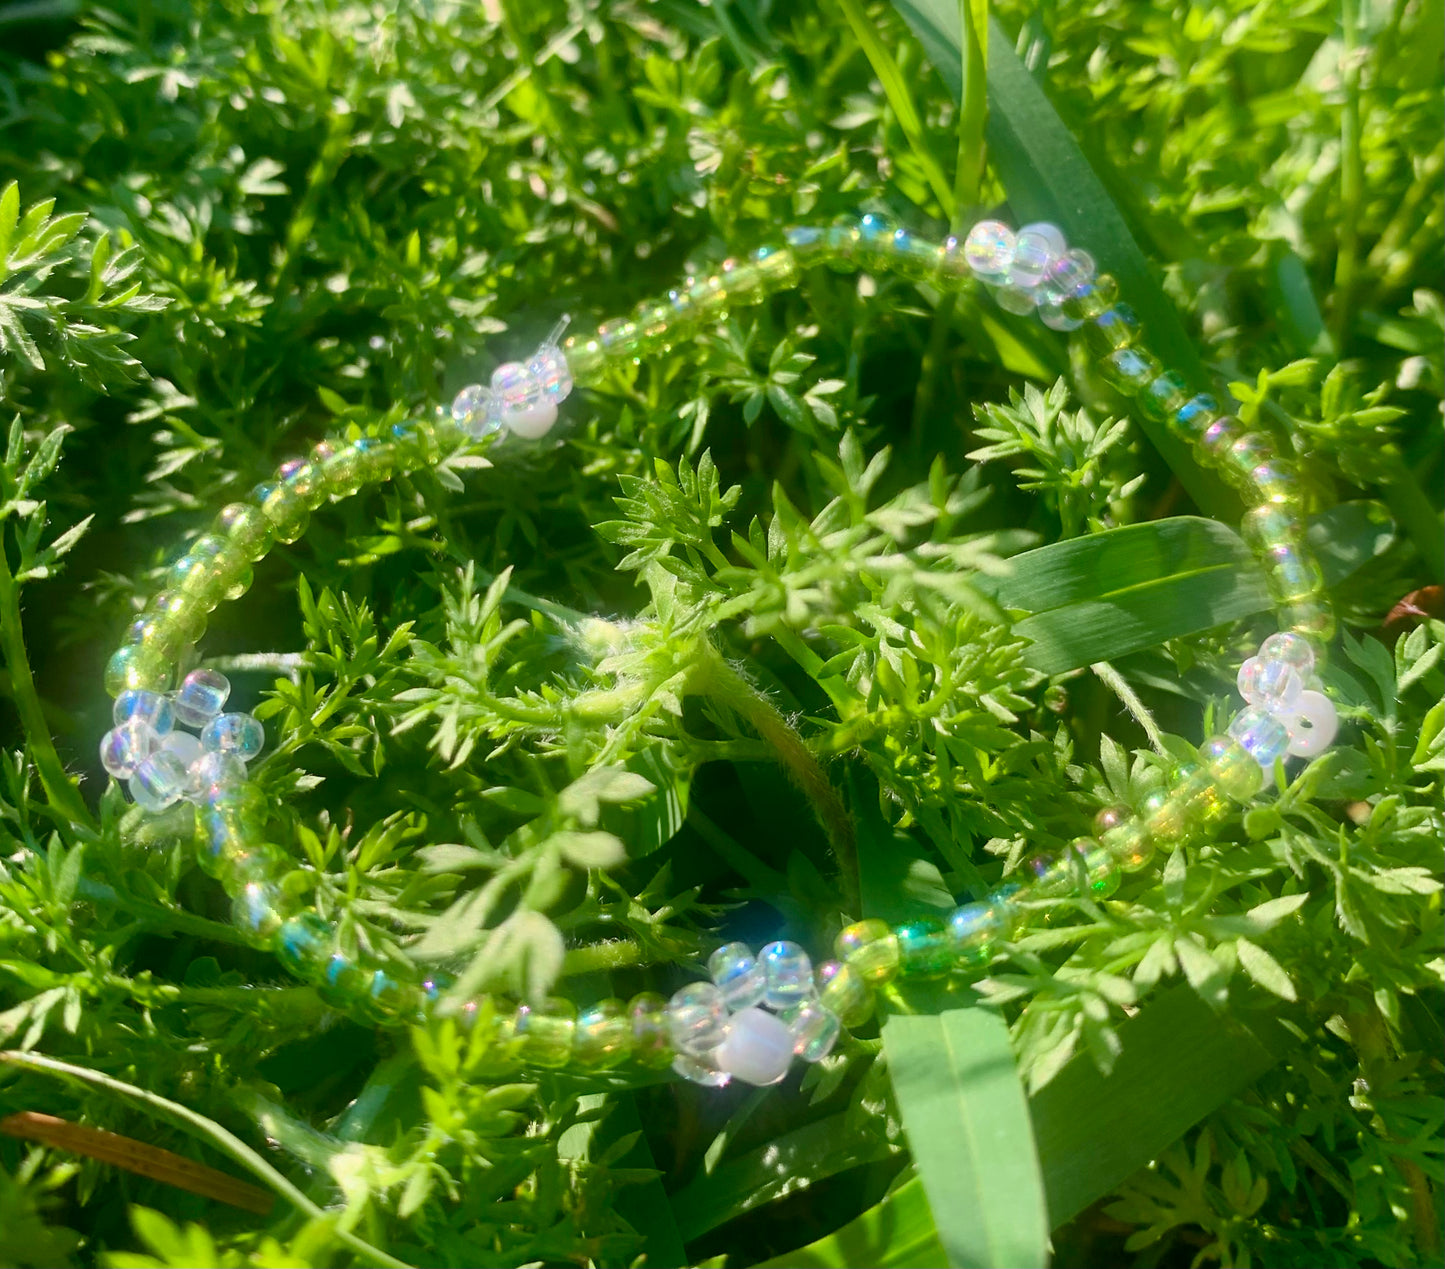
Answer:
0;537;93;832
690;641;859;914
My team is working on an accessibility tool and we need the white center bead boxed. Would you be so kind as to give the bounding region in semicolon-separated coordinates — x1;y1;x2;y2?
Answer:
715;1006;795;1086
1285;689;1339;757
503;401;559;439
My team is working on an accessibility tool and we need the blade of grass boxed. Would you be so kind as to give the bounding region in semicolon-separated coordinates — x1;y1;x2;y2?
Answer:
1029;985;1292;1226
0;1050;411;1269
891;0;1237;519
754;1174;947;1268
835;0;956;220
853;768;1048;1269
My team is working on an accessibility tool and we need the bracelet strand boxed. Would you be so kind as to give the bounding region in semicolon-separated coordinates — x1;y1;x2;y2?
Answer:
95;212;1341;1088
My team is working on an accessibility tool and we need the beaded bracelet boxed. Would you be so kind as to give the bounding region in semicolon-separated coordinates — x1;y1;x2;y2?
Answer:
95;213;1341;1089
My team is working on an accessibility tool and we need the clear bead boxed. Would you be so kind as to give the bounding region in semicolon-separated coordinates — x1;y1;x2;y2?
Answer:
1236;656;1303;712
99;721;159;779
1259;632;1315;680
491;362;541;412
784;1000;842;1062
1228;707;1291;768
671;1051;730;1088
1008;222;1066;288
1038;296;1082;331
1284;690;1338;758
714;1006;793;1086
173;668;231;728
993;284;1039;316
708;941;767;1011
129;749;191;812
1040;248;1096;302
191;749;247;793
201;712;266;760
451;384;499;438
527;345;573;403
962;220;1016;280
114;689;174;736
667;981;727;1056
760;940;814;1010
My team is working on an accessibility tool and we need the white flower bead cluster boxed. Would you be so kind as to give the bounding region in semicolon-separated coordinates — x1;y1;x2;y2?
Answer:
961;219;1097;330
1227;632;1339;768
449;319;574;442
668;940;841;1088
99;670;264;811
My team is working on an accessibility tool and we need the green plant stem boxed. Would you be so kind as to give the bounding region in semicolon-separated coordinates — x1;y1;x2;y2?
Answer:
1380;453;1445;582
1331;0;1363;349
692;642;859;912
0;538;93;832
0;1049;412;1269
1090;660;1165;754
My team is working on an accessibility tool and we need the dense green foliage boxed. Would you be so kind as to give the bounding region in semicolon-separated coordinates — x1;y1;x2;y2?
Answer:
0;1;1440;1266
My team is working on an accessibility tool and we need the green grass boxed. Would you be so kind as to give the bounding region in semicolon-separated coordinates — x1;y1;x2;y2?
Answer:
0;1;1440;1266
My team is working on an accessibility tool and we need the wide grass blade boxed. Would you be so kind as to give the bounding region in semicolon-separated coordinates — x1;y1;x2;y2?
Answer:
891;0;1235;519
754;1174;947;1268
972;503;1393;673
882;1003;1049;1268
853;770;1049;1269
1030;985;1291;1226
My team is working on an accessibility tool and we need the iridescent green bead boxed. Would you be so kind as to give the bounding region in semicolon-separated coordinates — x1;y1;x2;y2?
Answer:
684;274;729;321
1094;805;1130;835
561;333;604;378
854;212;895;271
148;589;207;646
351;438;396;483
753;244;798;287
232;879;295;940
824;216;862;270
1249;459;1300;507
888;227;942;281
1200;735;1264;803
1172;393;1220;442
167;535;229;609
515;997;576;1069
1102;819;1155;871
253;481;310;543
1062;273;1118;321
816;960;872;1027
834;919;901;985
597;317;641;356
273;911;332;980
1263;543;1326;604
946;901;1007;968
320;952;372;1003
631;300;674;354
1137;371;1191;423
719;257;765;305
1197;414;1245;467
315;438;367;498
215;502;276;562
1099;346;1163;395
104;643;171;698
277;456;327;509
783;225;827;265
1170;760;1229;828
124;613;184;659
1140;789;1190;845
1219;433;1277;491
1280;599;1337;645
363;969;420;1021
626;991;674;1068
1083;302;1142;355
1240;503;1304;553
937;234;970;284
895;917;953;977
1026;854;1077;899
574;999;633;1069
1069;839;1121;898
